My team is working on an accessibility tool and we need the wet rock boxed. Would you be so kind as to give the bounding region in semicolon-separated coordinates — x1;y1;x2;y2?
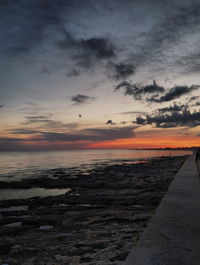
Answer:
10;244;23;254
54;254;69;262
0;242;13;255
0;156;187;265
132;213;153;222
0;206;29;212
4;222;22;228
39;225;53;230
80;256;92;263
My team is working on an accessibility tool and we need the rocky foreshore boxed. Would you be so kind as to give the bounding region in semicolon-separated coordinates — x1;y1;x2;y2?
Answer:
0;156;187;265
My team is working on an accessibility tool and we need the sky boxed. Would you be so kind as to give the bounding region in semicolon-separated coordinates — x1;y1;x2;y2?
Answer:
0;0;200;150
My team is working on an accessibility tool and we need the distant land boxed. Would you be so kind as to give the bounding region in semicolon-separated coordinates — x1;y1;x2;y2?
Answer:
129;147;200;151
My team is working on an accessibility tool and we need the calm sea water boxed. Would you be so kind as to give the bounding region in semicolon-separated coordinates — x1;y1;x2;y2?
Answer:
0;150;191;201
0;149;192;176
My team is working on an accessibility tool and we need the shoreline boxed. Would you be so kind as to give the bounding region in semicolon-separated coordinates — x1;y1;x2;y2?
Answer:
0;155;188;265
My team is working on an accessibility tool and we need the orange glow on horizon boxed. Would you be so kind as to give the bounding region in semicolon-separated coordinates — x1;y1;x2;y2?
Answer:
87;136;200;149
1;133;199;150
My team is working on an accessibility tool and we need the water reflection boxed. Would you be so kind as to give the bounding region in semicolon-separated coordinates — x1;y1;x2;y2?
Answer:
0;188;71;201
0;150;192;176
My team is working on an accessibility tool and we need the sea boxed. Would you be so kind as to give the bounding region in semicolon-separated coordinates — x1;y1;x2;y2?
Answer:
0;150;192;201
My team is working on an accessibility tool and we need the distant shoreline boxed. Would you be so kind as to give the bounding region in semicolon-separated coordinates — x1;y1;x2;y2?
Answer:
129;147;198;151
0;147;198;152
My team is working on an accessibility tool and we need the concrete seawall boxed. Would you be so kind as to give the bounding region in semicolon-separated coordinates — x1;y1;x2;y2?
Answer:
125;150;200;265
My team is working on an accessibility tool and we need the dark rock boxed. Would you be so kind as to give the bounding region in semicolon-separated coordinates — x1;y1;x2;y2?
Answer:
0;156;187;264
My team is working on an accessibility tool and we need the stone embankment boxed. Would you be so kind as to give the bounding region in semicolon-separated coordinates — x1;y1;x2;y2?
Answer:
125;149;200;265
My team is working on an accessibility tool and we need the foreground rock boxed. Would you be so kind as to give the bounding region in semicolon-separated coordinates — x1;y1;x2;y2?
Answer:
0;156;187;265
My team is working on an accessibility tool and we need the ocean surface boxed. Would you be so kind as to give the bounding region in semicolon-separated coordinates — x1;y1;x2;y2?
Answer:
0;149;192;176
0;150;192;201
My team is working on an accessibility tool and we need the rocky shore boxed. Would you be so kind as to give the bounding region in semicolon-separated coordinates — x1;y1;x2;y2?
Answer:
0;156;187;265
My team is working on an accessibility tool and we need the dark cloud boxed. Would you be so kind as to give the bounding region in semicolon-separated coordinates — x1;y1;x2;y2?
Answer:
0;137;26;142
158;103;187;113
0;125;136;151
71;94;94;104
82;126;135;140
190;96;199;101
115;81;200;103
106;120;116;125
187;96;200;107
115;81;134;94
24;116;78;129
139;81;165;94
115;80;165;100
0;0;67;57
0;105;4;108
128;2;200;73
10;128;42;135
188;96;199;103
2;0;200;85
73;37;116;68
24;116;50;124
111;63;135;80
38;127;131;142
150;85;200;103
67;69;80;77
80;37;115;60
4;126;135;144
58;32;116;68
136;109;200;128
0;140;88;152
2;0;200;77
26;115;48;119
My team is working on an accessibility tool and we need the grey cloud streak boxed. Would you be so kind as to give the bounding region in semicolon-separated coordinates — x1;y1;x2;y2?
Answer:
0;126;136;151
71;94;94;104
39;127;135;142
24;116;78;129
120;111;146;115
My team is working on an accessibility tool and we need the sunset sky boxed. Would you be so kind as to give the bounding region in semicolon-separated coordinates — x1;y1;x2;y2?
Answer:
0;0;200;150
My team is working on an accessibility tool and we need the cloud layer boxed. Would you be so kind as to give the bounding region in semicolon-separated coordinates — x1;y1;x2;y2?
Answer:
136;108;200;128
3;0;200;76
0;126;136;150
1;0;200;150
115;81;200;103
71;94;94;104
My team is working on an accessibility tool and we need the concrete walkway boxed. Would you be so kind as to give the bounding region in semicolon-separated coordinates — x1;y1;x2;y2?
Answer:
125;150;200;265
